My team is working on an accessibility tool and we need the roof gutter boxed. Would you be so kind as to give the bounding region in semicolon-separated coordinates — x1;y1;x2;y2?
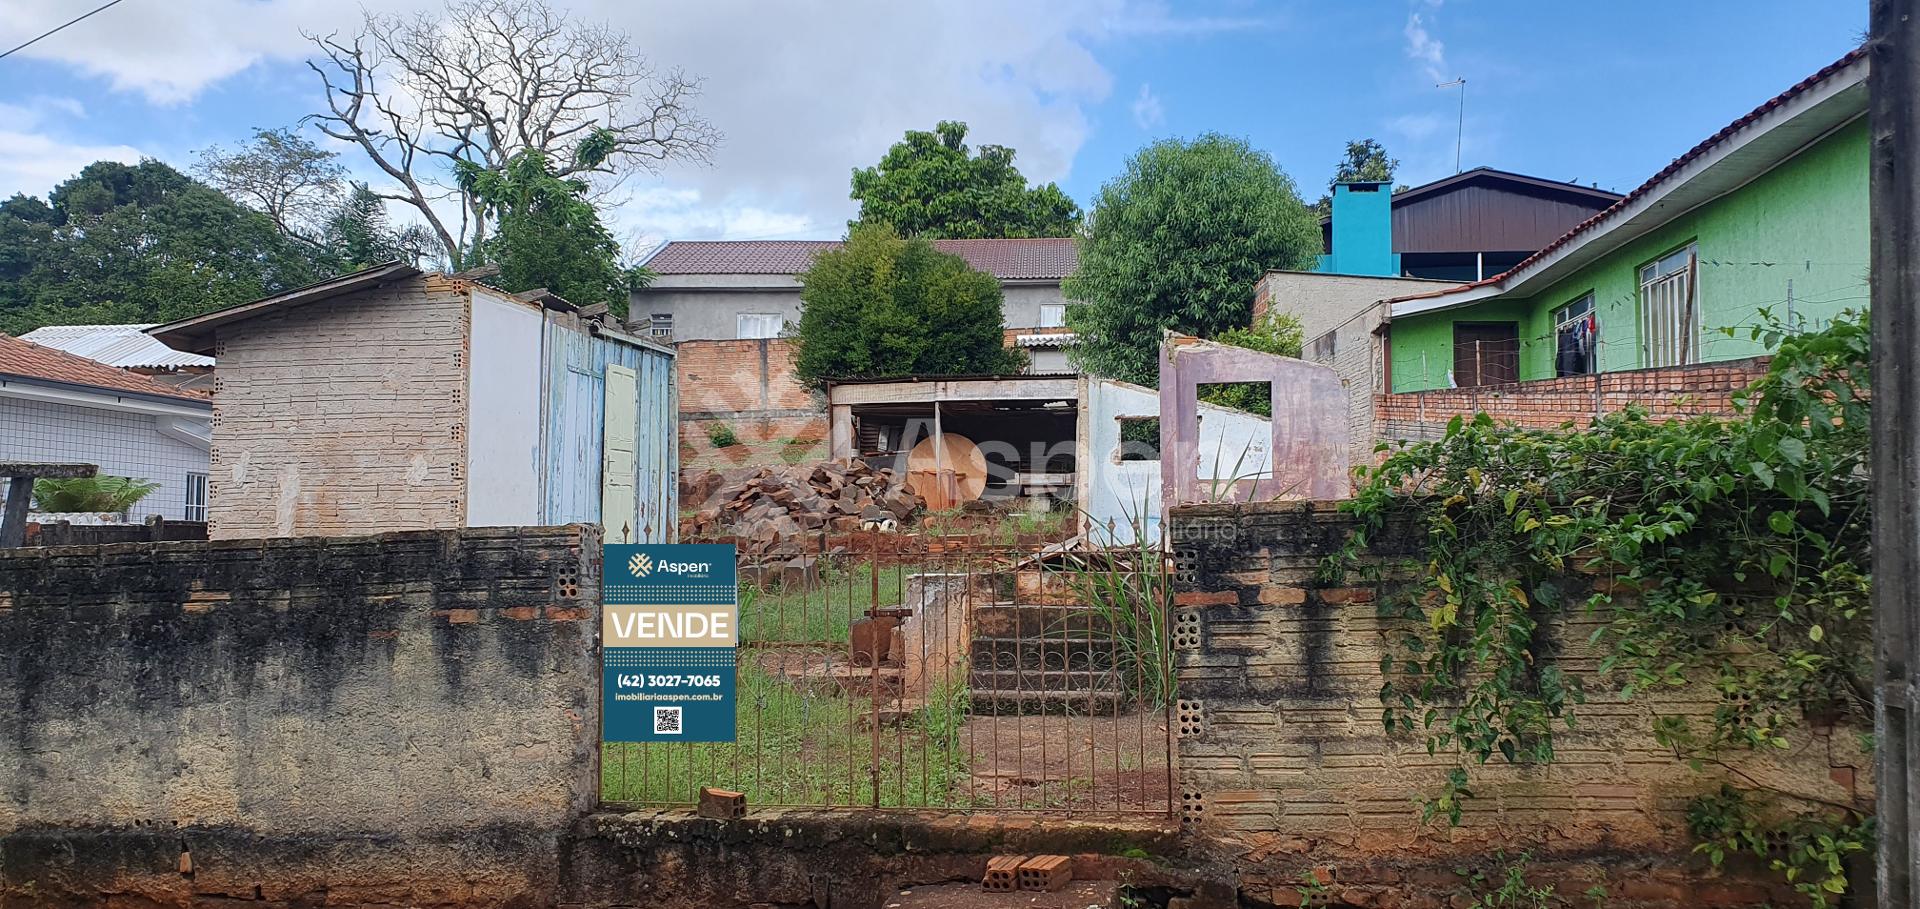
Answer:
0;375;212;419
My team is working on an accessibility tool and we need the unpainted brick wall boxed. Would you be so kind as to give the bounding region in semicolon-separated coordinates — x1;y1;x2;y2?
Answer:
1375;357;1770;444
208;275;471;539
1167;500;1863;907
675;338;828;469
0;524;602;907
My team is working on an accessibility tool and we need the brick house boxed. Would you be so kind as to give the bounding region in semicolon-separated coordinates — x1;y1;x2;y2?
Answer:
1366;48;1867;442
0;333;212;522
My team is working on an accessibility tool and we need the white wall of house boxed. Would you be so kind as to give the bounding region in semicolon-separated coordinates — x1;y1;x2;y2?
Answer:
633;276;1073;342
0;396;210;521
465;291;546;527
1078;379;1272;545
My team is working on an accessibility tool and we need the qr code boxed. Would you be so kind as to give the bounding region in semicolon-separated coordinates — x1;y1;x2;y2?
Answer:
653;706;683;735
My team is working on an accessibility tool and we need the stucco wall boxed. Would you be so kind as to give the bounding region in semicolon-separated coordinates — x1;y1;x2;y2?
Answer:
207;276;469;539
1254;270;1451;343
0;524;602;906
0;396;209;521
1167;500;1864;907
1389;117;1868;392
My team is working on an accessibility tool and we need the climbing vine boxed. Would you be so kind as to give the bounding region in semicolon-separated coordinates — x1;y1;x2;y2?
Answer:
1339;313;1873;904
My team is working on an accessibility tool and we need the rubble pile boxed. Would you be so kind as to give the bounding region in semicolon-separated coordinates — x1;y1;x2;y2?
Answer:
680;462;923;556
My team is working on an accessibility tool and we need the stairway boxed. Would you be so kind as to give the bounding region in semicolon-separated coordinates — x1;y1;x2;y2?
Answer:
965;601;1130;716
886;879;1120;909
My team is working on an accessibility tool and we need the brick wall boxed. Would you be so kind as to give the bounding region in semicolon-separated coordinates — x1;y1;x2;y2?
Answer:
208;275;470;539
1376;357;1769;444
1304;305;1388;462
1167;500;1861;907
675;338;828;470
0;524;601;906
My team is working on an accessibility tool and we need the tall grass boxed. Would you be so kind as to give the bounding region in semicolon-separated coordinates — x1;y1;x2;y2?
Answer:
1055;505;1178;710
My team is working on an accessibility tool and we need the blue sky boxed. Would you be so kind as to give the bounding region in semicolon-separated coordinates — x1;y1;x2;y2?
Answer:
0;0;1866;249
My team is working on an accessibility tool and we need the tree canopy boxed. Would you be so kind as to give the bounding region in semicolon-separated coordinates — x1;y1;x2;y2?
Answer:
1062;134;1321;385
1315;138;1403;213
457;137;633;314
0;160;327;334
849;121;1081;239
791;226;1024;388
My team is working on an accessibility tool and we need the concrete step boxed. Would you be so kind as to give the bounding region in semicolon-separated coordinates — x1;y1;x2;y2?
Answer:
970;637;1121;672
965;688;1129;717
970;603;1116;638
886;879;1119;909
968;668;1124;692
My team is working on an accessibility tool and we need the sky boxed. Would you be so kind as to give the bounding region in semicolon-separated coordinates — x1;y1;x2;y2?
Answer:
0;0;1867;255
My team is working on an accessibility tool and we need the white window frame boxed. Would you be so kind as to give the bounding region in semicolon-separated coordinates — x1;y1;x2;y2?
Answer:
185;472;208;522
736;312;782;340
1038;303;1066;329
1552;292;1598;377
648;312;673;339
1638;243;1698;368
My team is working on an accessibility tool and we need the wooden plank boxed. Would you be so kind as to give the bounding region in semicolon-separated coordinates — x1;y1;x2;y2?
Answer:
828;376;1079;406
1869;4;1918;904
602;364;639;542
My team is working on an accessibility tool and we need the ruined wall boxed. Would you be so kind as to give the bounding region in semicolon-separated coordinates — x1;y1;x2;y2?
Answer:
1167;500;1862;907
0;525;602;907
1375;357;1769;445
676;338;828;470
208;276;470;539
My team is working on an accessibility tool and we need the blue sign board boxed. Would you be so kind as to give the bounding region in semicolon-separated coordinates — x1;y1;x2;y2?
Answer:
602;543;738;742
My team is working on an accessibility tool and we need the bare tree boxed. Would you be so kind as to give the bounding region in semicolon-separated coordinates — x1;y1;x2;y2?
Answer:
194;127;347;244
303;0;718;269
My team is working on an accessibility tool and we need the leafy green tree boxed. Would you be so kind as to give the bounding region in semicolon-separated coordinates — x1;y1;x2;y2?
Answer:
850;121;1081;239
1063;134;1320;385
1315;138;1403;214
791;225;1025;388
0;160;327;334
457;137;630;314
193;127;346;242
319;183;442;271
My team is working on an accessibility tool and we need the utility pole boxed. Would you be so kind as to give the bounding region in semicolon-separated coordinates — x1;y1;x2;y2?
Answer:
1437;77;1466;173
1870;0;1919;904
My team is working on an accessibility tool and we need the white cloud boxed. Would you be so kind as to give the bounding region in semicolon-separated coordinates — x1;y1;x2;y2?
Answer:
1404;5;1449;84
1131;84;1165;131
0;0;1278;243
0;100;143;195
1389;112;1446;142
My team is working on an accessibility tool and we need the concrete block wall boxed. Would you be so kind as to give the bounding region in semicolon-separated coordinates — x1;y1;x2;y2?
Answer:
0;524;602;907
207;276;470;539
1375;357;1770;445
1166;500;1860;907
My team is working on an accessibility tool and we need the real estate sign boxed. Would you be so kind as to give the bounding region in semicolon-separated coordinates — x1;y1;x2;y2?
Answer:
602;543;738;742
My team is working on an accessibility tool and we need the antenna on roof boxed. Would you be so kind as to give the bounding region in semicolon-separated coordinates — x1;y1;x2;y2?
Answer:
1436;77;1466;174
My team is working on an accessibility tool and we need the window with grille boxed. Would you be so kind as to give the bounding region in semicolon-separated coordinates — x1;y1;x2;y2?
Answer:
185;472;208;522
1553;293;1598;377
1038;303;1066;329
736;313;782;339
1639;244;1698;368
648;313;673;340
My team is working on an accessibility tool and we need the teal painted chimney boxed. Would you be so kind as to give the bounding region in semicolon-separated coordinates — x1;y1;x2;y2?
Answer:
1318;181;1397;276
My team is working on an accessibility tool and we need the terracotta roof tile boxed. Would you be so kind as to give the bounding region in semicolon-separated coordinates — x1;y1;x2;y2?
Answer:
0;333;211;404
646;237;1080;280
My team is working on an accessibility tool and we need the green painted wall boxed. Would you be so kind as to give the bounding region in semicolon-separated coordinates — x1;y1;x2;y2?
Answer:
1389;117;1868;392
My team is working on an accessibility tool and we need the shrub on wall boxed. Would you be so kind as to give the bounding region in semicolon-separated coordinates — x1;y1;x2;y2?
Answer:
1338;312;1873;905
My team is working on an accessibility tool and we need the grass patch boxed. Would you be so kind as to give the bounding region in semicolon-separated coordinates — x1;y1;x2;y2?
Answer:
736;562;908;645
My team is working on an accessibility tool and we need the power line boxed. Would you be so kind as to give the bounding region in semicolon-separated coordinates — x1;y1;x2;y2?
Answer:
0;0;130;62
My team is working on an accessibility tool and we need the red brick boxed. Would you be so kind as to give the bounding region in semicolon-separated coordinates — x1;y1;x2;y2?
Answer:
433;608;480;624
500;606;538;621
1174;590;1240;607
1317;587;1375;604
545;606;591;622
1257;585;1307;605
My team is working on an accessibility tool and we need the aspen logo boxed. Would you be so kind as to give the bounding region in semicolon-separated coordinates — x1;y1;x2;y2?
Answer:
627;551;715;580
628;552;654;578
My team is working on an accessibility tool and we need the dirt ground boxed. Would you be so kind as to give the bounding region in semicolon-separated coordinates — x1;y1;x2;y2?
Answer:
955;712;1174;814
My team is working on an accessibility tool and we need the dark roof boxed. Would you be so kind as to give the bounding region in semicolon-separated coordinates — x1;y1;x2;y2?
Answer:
149;261;421;355
646;238;1080;280
1318;168;1622;228
0;333;211;405
1385;45;1867;308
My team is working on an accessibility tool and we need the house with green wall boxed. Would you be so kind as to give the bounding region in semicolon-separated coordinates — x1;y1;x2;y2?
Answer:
1379;49;1868;393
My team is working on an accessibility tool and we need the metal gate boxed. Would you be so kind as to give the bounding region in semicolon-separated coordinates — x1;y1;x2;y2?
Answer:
600;533;1175;817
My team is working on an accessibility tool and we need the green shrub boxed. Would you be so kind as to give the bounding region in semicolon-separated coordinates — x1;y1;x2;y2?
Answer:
706;424;740;449
31;475;160;513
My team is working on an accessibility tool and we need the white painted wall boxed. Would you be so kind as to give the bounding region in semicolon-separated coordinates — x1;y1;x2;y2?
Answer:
1080;379;1272;545
466;291;546;526
0;395;209;521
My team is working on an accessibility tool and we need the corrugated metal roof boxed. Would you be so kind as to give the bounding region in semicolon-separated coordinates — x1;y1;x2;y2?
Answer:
19;324;213;369
645;238;1080;280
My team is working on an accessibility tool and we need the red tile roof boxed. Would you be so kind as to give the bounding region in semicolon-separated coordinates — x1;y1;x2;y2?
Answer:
646;237;1081;280
0;333;211;404
1385;45;1868;309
